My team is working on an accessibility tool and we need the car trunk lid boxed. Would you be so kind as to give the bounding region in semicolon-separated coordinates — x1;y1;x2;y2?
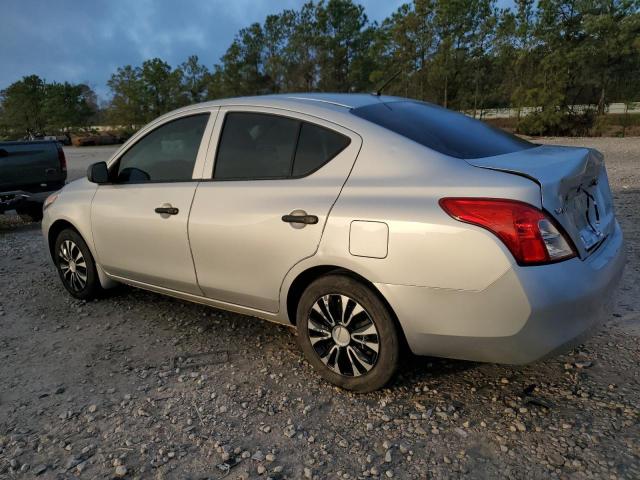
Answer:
465;145;615;259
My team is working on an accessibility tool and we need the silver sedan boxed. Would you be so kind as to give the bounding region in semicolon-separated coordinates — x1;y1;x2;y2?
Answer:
42;94;625;392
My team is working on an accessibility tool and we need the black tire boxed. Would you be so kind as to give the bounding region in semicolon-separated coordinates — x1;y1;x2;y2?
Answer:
296;274;400;392
53;228;103;300
16;203;43;222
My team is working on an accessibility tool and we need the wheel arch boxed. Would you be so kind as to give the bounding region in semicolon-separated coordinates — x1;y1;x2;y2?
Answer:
47;219;81;260
46;218;117;289
285;265;409;350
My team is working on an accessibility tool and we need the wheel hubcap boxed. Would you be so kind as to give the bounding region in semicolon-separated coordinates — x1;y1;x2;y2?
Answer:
307;294;380;377
58;240;87;292
332;325;351;346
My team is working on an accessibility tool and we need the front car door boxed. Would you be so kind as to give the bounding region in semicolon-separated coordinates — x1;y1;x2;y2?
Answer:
91;109;216;295
188;106;362;312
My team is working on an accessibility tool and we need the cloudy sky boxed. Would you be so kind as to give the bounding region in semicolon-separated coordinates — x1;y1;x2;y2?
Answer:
1;0;412;101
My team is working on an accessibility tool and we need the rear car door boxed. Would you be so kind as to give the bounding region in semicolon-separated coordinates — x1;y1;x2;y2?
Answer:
188;107;361;312
91;110;215;294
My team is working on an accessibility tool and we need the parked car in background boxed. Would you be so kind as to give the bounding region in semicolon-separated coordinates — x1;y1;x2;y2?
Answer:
42;134;71;146
0;140;67;221
41;94;624;392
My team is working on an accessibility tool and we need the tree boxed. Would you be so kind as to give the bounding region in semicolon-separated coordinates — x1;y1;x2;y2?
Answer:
180;55;210;103
0;75;47;137
581;0;640;114
373;1;437;99
140;58;186;117
0;75;96;138
8;0;635;136
106;65;146;127
315;0;372;91
42;82;95;132
283;3;321;91
107;59;185;126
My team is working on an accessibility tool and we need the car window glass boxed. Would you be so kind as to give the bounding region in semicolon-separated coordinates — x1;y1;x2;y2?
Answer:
214;112;300;180
293;123;350;177
351;101;534;159
115;113;209;183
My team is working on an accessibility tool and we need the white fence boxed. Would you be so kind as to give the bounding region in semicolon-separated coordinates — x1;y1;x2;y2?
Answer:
469;102;640;119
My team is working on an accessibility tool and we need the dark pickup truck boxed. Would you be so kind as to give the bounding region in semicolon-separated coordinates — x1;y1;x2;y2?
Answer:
0;140;67;221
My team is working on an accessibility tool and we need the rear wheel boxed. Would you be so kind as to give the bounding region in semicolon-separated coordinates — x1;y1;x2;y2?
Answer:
296;274;400;392
54;229;102;300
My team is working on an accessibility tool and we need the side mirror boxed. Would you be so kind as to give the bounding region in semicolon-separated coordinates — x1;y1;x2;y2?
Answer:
87;161;110;184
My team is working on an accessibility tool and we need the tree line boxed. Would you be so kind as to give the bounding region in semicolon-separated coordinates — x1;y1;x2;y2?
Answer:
0;75;98;139
2;0;639;139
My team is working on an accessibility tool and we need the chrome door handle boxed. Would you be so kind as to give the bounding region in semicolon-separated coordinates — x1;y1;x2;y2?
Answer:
155;206;179;215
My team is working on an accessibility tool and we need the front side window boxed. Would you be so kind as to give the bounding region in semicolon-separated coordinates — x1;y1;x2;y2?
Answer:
214;112;351;180
115;113;209;183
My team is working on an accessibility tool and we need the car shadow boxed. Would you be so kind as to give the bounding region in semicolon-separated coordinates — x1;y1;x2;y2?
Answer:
393;353;481;388
106;284;482;394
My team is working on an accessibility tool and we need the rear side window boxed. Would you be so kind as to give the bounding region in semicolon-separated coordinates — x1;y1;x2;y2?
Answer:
214;112;350;180
293;123;351;177
214;113;299;179
115;114;209;183
351;101;534;159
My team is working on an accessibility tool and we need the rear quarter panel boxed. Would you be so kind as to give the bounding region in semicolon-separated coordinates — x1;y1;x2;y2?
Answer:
279;125;543;320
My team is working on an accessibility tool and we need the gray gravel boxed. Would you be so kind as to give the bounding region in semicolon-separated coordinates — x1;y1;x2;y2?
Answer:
0;138;638;479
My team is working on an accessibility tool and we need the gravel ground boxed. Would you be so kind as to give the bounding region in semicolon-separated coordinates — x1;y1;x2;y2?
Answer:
0;138;638;479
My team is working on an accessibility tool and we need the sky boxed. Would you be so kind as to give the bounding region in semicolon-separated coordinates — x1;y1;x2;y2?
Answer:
0;0;410;101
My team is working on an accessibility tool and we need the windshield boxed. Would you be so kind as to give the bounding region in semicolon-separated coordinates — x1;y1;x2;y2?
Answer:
351;101;534;159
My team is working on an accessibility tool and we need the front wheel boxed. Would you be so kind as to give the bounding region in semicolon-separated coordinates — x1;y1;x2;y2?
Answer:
54;229;102;300
296;274;400;392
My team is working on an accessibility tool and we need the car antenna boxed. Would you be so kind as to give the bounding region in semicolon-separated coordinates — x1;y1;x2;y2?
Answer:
372;70;402;97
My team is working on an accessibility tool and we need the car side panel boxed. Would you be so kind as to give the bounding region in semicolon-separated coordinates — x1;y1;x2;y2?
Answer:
277;129;542;324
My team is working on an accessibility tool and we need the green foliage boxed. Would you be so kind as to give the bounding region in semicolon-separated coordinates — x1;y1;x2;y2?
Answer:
2;0;639;136
42;82;96;132
0;75;46;137
0;75;97;138
107;58;187;127
509;0;640;135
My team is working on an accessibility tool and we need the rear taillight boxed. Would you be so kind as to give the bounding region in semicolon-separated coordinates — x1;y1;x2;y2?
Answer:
439;198;576;265
56;143;67;173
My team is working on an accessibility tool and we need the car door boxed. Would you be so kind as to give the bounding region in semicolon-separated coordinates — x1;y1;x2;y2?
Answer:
188;107;362;312
91;110;216;295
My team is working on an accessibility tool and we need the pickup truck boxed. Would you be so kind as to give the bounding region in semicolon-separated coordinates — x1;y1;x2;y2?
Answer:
0;140;67;221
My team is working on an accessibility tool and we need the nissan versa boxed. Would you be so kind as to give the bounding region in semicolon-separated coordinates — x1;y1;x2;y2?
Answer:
42;94;625;392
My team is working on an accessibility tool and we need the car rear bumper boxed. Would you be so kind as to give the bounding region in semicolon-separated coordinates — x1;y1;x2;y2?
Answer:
376;221;625;364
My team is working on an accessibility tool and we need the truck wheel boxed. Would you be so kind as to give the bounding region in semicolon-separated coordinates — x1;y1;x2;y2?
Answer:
16;203;43;222
296;274;400;393
54;229;103;300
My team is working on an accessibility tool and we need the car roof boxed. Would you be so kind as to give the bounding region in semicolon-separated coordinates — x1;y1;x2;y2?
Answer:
170;93;400;117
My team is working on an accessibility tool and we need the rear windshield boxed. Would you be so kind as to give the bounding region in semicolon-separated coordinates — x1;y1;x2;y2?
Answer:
351;101;534;159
